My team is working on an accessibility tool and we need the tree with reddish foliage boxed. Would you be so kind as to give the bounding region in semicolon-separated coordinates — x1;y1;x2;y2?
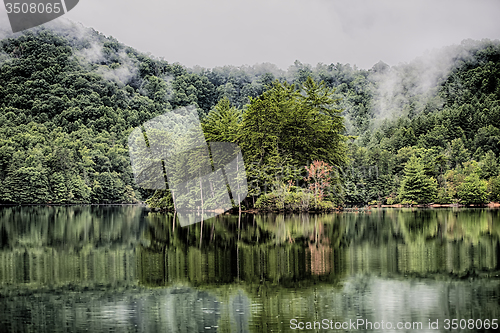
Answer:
304;160;333;206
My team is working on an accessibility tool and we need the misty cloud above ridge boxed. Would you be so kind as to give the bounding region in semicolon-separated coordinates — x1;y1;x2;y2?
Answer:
45;0;500;70
1;1;499;75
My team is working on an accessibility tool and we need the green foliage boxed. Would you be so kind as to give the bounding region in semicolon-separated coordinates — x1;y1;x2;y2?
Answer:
146;190;175;210
488;176;500;202
479;150;499;179
255;161;339;211
449;138;470;169
240;78;348;200
242;78;348;165
256;191;309;211
457;173;489;205
1;27;499;208
398;155;438;204
0;30;150;204
341;40;500;205
254;188;336;212
201;97;241;143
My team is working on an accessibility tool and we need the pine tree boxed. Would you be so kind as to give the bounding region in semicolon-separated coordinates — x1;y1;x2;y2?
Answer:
399;155;437;204
202;97;241;143
50;172;68;203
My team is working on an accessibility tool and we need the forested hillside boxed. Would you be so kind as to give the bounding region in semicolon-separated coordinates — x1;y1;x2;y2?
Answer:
343;40;500;206
0;23;499;207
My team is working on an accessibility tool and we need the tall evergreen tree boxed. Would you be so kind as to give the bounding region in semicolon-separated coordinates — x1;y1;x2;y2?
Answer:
202;97;241;143
399;155;437;204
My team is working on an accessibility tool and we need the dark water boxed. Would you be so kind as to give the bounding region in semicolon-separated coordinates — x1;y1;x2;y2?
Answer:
0;206;499;332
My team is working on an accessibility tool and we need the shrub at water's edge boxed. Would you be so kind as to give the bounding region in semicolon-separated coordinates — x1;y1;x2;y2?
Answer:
255;191;337;212
254;161;340;212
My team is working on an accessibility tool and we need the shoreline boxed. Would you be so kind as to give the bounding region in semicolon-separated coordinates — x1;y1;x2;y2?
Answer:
1;202;499;212
374;202;500;209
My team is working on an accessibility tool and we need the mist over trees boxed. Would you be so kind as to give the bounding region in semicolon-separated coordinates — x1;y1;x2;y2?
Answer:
0;22;499;207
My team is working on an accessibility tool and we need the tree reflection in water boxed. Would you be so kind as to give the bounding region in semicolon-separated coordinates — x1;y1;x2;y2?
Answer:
0;206;499;332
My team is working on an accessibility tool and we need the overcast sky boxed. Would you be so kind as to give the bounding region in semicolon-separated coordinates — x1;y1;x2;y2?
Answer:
2;0;500;69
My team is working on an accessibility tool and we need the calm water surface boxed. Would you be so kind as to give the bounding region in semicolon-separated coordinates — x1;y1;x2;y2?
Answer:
0;206;499;332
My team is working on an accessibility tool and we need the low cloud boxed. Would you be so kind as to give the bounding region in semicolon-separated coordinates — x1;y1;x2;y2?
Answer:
369;39;494;120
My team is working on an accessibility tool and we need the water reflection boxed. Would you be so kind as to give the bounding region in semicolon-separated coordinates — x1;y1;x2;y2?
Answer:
0;205;144;291
0;206;499;332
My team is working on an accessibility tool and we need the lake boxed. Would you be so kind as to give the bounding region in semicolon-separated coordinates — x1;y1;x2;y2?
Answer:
0;206;499;332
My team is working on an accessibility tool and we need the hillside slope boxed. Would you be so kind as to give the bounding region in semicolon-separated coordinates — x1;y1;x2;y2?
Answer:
0;24;499;206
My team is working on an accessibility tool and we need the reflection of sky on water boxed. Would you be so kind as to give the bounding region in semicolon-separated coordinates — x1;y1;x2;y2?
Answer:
2;277;499;333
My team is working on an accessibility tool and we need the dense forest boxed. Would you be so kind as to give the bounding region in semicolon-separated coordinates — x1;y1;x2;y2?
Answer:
0;23;499;208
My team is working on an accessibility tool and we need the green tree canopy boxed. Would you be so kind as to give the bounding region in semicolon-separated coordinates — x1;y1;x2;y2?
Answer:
457;173;488;205
201;97;241;143
241;77;348;167
399;155;437;204
239;77;348;198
